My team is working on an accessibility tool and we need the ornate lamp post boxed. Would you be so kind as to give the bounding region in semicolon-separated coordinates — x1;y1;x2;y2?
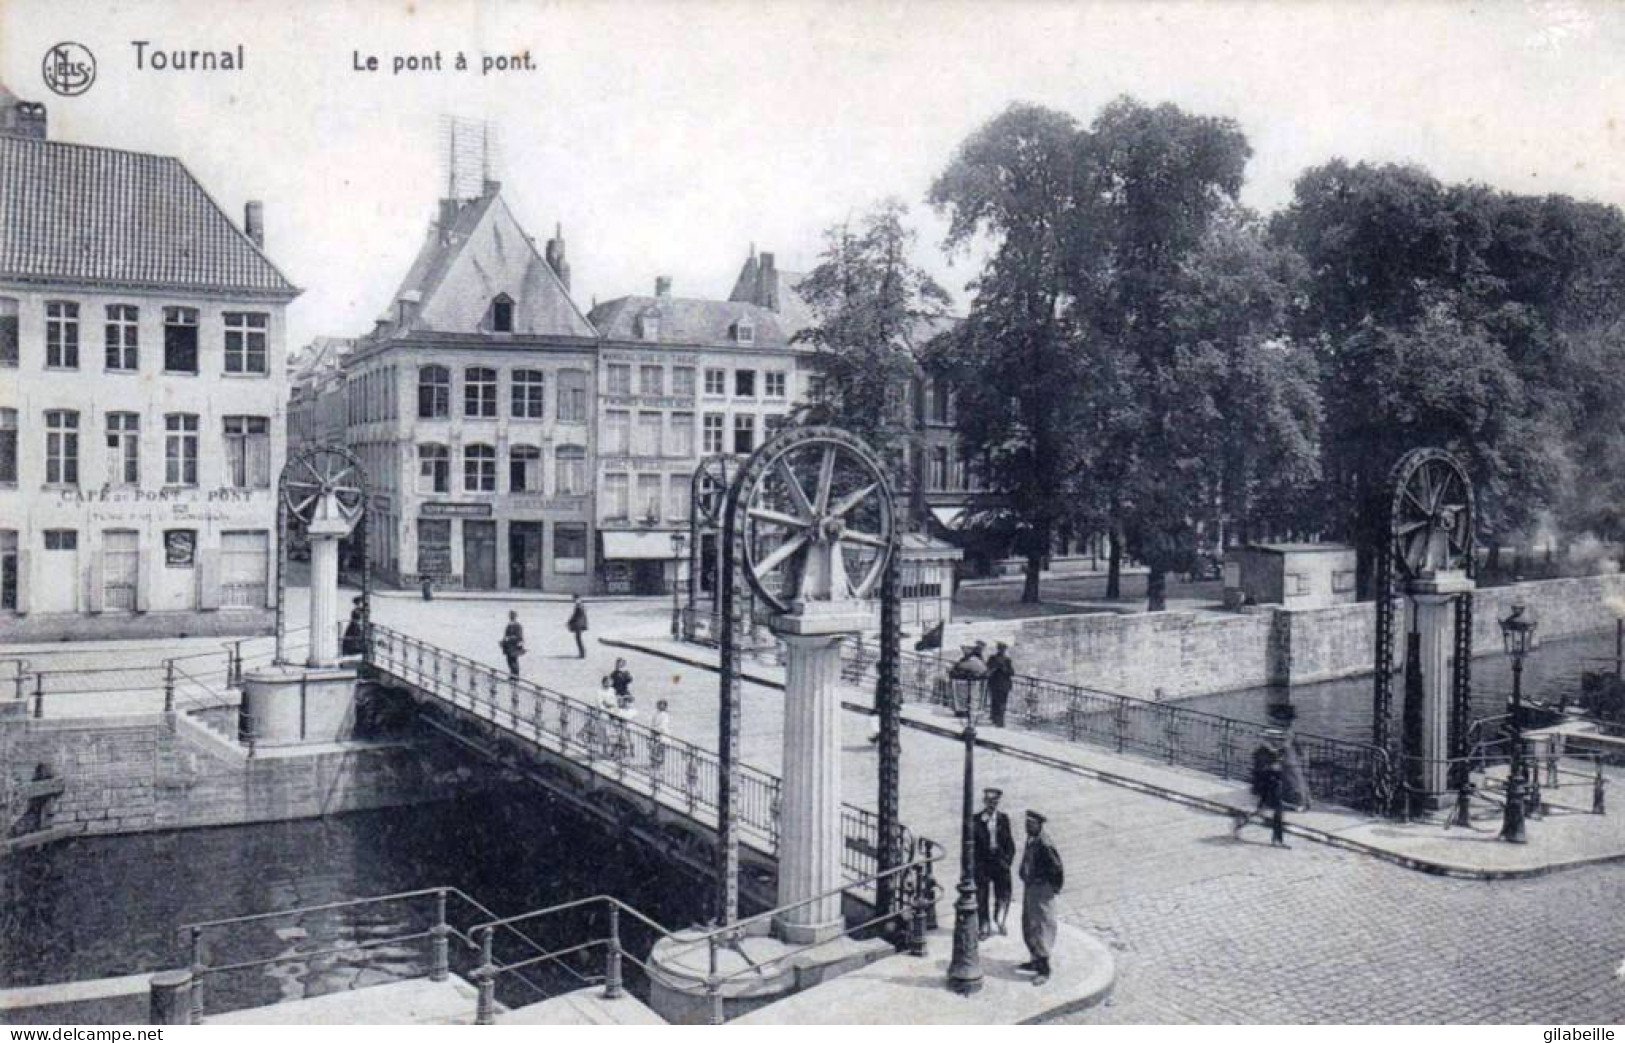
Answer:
1499;603;1538;844
670;532;688;638
947;663;985;996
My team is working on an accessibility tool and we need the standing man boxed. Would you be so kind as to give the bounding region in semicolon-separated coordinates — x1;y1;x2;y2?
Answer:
986;642;1015;728
1018;810;1064;986
567;595;589;659
609;658;635;709
972;787;1016;940
500;610;526;677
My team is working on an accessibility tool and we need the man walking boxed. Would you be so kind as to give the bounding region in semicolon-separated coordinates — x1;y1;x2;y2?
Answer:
1233;729;1289;847
986;642;1014;728
500;610;525;677
972;787;1016;940
1018;810;1064;986
567;595;589;658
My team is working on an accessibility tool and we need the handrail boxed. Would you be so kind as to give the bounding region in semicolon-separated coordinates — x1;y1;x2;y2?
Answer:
181;885;457;932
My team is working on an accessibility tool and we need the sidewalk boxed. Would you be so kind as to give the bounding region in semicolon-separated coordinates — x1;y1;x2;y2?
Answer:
608;634;1625;880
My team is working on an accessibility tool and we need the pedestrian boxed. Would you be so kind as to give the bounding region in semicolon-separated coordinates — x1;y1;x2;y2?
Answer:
591;677;620;758
341;596;367;657
973;787;1016;940
500;610;525;677
1233;729;1289;847
1018;809;1064;986
651;698;671;774
610;658;634;709
986;642;1014;728
567;595;589;659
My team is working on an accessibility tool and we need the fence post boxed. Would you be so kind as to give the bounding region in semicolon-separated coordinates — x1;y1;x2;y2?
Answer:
475;927;496;1026
907;862;928;957
164;660;176;713
32;673;43;719
1067;696;1081;742
232;641;244;687
706;936;725;1025
188;926;205;1024
603;904;624;999
429;889;450;983
685;752;699;812
1595;764;1606;815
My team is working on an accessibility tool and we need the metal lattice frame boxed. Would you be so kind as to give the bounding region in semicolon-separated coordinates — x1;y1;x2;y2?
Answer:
686;455;737;640
274;445;370;665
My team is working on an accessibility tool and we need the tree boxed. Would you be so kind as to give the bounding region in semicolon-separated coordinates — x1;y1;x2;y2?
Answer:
794;198;951;520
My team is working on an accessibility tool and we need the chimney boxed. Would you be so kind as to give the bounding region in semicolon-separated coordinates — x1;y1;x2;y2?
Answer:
11;101;46;140
482;178;502;198
545;223;572;292
244;201;264;249
757;252;779;312
437;199;460;245
372;319;390;339
655;276;672;299
397;290;421;328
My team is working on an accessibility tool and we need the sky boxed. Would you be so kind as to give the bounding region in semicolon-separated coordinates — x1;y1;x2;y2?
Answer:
5;0;1625;349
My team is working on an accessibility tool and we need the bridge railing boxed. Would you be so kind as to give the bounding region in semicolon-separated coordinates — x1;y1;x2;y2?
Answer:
365;624;906;884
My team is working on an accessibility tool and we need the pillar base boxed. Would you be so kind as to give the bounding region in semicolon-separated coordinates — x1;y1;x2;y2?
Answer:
771;914;845;946
242;666;359;746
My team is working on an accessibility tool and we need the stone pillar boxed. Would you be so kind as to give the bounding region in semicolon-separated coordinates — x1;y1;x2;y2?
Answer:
307;511;350;668
771;605;867;944
1406;571;1474;810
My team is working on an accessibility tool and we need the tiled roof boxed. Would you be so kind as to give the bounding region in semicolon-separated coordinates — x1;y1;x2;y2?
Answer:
0;135;297;296
589;294;804;350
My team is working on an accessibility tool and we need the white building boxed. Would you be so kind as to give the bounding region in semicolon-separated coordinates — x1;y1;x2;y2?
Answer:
0;87;299;640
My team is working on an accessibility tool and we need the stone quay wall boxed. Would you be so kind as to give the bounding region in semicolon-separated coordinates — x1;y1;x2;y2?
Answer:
940;572;1625;702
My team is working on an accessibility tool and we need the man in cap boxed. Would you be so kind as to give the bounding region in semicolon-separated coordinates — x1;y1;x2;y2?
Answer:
1018;809;1064;986
972;787;1017;939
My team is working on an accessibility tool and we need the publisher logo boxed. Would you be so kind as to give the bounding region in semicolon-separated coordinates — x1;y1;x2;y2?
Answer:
42;42;96;97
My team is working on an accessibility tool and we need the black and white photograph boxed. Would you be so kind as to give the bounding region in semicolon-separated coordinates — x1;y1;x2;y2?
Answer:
2;0;1625;1029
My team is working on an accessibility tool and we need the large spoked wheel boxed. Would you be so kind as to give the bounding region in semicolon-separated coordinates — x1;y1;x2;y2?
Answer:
735;427;896;615
1389;447;1474;581
693;455;736;529
282;446;368;528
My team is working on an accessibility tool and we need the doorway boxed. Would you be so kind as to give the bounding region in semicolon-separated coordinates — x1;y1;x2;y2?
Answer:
464;521;497;590
509;522;545;590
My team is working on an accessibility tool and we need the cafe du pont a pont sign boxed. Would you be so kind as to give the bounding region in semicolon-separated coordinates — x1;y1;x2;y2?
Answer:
56;486;265;524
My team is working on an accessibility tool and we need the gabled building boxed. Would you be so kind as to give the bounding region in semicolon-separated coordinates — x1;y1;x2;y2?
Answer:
0;86;299;639
339;182;599;592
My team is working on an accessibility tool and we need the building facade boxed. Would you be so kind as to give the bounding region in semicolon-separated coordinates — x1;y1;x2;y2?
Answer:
333;184;600;594
0;88;298;639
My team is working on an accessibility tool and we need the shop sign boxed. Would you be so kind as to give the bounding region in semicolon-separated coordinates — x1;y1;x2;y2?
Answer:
421;502;493;518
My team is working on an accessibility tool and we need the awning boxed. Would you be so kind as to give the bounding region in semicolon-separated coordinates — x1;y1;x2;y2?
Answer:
930;506;966;530
600;531;680;560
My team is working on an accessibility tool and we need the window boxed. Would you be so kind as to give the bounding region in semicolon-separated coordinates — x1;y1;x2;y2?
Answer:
637;474;662;521
670;412;695;457
45;410;78;485
932;446;950;491
491;295;514;333
930;379;951;424
734;369;756;397
464;367;497;418
554;523;587;575
668;477;690;521
165;414;199;486
46;301;79;368
509;445;542;492
0;409;15;484
607;363;632;396
106;412;140;486
636;412;662;456
224;416;271;488
605;410;631;455
417;445;449;493
463;443;496;492
733;413;756;454
1333;570;1357;594
639;365;664;396
44;529;77;551
418;365;450;418
0;531;15;610
555;445;586;495
163;307;198;373
105;305;139;371
558;370;588;422
673;366;696;397
1287;572;1310;596
703;413;725;454
704;368;726;396
223;313;269;374
220;531;270;608
0;298;16;367
733;318;755;345
604;474;630;518
511;369;546;418
765;371;786;398
636;310;661;341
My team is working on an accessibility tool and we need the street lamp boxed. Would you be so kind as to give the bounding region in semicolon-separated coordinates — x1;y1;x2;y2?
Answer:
670;532;688;639
946;660;986;996
1499;603;1538;844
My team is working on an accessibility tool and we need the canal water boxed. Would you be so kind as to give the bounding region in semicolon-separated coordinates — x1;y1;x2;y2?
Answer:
0;790;709;1016
1176;625;1621;743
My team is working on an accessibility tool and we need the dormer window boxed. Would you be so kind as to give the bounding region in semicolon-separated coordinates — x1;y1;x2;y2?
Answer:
732;318;755;345
491;295;514;334
636;307;662;342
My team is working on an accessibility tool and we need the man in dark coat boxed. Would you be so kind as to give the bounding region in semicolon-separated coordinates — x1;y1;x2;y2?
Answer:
500;610;525;676
609;658;634;708
567;595;589;658
1019;809;1064;986
341;596;367;657
1233;729;1289;847
986;642;1015;728
972;787;1017;939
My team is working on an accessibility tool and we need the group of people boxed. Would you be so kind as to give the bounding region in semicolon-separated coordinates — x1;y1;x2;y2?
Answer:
973;788;1066;986
498;596;592;676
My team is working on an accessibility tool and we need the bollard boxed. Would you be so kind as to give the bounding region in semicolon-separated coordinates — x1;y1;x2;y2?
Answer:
907;865;928;957
475;928;496;1025
232;641;244;687
189;926;206;1024
1595;767;1606;815
164;660;176;713
14;667;26;704
706;937;724;1025
148;969;193;1025
1547;751;1559;788
429;889;450;982
33;673;43;719
603;904;624;999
